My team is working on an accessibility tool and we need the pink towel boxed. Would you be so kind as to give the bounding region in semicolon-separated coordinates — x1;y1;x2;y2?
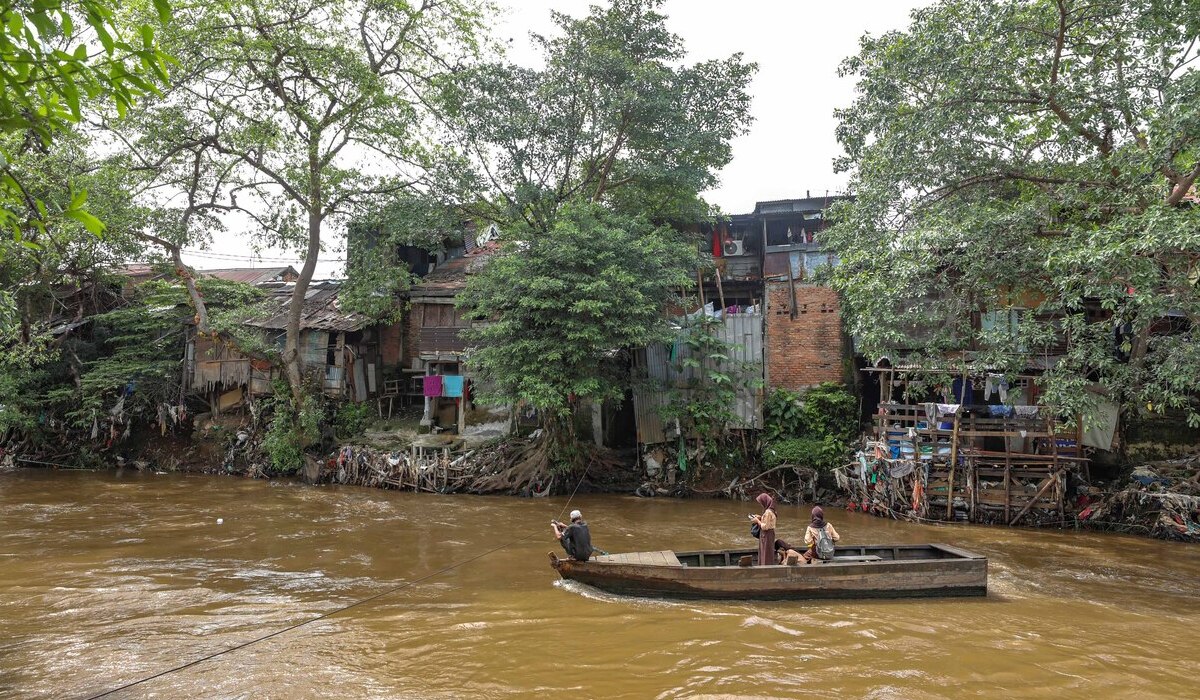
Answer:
422;375;443;397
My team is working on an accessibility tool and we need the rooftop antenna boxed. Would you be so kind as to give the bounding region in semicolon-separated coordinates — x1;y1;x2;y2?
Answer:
806;189;810;199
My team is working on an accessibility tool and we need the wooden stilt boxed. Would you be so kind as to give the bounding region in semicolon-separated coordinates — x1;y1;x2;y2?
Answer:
945;411;961;519
1009;469;1064;526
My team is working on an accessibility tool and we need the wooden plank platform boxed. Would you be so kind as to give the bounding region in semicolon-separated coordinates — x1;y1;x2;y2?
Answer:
593;550;682;566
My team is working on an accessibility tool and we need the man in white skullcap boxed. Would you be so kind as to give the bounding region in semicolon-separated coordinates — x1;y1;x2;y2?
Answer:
551;509;593;561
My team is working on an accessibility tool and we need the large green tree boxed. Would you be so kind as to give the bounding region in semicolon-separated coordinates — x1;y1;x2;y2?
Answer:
460;202;695;443
449;0;755;461
125;0;488;459
440;0;755;228
827;0;1200;423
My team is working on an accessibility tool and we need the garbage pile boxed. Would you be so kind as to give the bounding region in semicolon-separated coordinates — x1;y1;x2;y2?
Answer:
317;443;481;493
1079;455;1200;542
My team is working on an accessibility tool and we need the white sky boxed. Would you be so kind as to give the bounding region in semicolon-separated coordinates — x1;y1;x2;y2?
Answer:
181;0;929;278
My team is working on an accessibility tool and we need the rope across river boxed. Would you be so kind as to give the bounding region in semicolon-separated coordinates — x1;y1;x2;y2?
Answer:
83;465;593;700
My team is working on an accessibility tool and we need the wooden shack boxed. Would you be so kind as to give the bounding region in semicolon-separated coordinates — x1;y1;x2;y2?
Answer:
847;366;1087;526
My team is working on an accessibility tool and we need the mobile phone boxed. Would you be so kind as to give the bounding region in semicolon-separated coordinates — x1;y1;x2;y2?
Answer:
747;514;755;520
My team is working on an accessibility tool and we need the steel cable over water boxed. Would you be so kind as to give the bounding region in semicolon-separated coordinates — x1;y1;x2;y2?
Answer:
82;463;593;700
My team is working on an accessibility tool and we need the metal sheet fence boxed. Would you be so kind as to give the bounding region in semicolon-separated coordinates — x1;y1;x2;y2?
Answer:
632;313;764;445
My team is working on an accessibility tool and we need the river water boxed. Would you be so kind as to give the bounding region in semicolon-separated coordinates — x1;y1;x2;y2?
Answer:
1;470;1197;699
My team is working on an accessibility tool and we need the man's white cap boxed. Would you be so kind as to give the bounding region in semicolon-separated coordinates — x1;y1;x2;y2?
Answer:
570;509;583;520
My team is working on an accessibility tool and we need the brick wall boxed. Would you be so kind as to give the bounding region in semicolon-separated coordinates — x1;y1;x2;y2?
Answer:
765;281;846;390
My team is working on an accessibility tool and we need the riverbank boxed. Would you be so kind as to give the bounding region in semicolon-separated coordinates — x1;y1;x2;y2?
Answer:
5;411;1196;544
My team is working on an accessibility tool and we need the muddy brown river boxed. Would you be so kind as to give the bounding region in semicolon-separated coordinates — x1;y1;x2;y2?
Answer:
1;470;1198;699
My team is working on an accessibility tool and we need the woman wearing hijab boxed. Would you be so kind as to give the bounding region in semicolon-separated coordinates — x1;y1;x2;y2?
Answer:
751;493;777;566
802;506;841;563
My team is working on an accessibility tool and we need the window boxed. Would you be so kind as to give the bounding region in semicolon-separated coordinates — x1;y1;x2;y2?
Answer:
981;309;1026;352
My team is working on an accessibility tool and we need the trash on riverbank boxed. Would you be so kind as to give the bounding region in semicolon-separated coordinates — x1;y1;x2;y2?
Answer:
1077;455;1200;542
314;438;636;496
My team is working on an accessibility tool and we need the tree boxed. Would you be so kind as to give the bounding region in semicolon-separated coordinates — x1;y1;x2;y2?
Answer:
439;0;755;229
459;202;695;469
448;0;755;462
130;0;487;459
0;0;171;246
827;0;1200;424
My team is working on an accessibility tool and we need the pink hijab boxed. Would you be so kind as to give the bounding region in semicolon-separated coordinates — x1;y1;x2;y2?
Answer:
756;493;775;512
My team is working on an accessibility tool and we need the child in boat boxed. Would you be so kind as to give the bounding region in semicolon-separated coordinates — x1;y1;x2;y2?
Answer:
802;506;840;563
773;538;803;565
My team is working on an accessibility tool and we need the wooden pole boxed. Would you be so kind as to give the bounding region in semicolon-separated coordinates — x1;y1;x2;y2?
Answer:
788;255;799;320
1004;455;1012;523
945;411;961;519
1009;469;1064;526
714;268;727;314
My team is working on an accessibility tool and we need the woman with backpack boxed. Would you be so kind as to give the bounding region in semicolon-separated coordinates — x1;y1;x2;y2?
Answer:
802;506;840;563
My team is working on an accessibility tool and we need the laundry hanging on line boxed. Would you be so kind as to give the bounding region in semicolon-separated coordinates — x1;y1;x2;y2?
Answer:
442;375;464;398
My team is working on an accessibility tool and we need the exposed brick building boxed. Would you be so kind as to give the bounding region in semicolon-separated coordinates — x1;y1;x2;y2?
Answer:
710;195;851;393
764;282;845;390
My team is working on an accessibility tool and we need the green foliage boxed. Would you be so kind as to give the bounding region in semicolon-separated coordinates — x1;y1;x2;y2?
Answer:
333;400;374;440
440;0;756;227
460;201;696;417
799;383;859;444
765;384;858;443
0;276;263;442
658;313;761;466
0;0;171;244
262;379;321;474
764;389;805;441
763;435;846;473
763;383;857;474
342;198;463;322
828;0;1200;424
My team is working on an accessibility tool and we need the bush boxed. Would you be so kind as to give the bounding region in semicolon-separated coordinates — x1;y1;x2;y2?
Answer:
762;383;858;474
763;435;845;473
764;383;858;442
262;381;321;474
800;382;859;444
334;401;374;440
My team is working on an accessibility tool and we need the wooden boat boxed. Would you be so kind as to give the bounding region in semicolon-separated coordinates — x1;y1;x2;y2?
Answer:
549;543;987;600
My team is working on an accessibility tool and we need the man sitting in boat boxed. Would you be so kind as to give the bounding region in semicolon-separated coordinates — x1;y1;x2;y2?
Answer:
802;506;840;563
551;510;594;561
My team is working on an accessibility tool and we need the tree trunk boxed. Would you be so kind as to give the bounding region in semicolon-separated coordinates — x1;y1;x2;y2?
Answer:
283;144;324;418
138;233;210;335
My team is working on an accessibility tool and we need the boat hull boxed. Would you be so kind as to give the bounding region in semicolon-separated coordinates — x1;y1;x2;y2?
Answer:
549;544;987;601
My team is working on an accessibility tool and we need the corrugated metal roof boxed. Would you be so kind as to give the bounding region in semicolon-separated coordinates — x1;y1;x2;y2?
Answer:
632;313;764;444
244;281;371;332
410;244;499;297
200;267;299;285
